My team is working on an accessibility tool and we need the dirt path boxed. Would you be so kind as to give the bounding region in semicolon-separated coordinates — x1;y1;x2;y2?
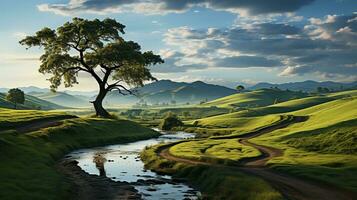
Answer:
15;115;77;134
57;160;141;200
157;115;357;200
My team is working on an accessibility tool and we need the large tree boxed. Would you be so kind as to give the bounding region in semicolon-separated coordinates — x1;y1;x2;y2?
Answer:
20;18;163;117
6;88;25;109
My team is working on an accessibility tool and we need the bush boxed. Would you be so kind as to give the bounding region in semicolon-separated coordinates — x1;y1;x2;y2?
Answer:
159;113;183;130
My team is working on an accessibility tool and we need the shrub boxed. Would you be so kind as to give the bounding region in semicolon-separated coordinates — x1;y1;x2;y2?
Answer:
159;113;183;130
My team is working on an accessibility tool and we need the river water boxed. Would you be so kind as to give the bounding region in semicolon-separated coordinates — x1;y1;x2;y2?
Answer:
65;130;199;200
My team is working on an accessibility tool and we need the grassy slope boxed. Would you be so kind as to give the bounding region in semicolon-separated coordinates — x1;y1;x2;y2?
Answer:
0;108;73;131
169;139;261;163
0;93;65;110
0;109;159;200
185;91;352;136
202;89;308;108
174;90;357;192
141;144;283;200
251;96;357;191
186;114;281;136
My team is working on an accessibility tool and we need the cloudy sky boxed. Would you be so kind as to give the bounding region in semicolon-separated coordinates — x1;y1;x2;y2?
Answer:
0;0;356;90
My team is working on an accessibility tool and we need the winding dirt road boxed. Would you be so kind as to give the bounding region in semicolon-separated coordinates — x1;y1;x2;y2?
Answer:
158;115;357;200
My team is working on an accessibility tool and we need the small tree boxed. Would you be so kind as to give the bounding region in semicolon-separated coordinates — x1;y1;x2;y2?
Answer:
20;18;163;118
6;88;25;109
159;113;183;130
236;85;245;92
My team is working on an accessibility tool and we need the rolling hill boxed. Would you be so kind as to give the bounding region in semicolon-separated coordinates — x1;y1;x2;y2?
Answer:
202;88;309;109
30;92;91;108
250;80;357;92
0;92;65;110
181;89;357;192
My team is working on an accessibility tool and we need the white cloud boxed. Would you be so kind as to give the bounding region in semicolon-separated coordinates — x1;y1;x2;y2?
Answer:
12;32;28;39
37;0;315;16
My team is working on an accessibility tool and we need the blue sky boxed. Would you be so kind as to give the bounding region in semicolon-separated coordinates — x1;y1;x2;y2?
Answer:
0;0;356;90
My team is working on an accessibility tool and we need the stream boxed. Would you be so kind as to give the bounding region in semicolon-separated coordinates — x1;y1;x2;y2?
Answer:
65;130;199;200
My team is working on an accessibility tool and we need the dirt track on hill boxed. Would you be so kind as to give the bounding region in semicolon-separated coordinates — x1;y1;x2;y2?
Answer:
15;115;77;133
158;115;357;200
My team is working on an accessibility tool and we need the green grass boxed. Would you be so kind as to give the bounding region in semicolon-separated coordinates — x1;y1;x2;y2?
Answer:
0;108;74;131
141;143;283;200
247;96;357;191
165;90;357;192
202;88;308;109
169;138;261;164
0;109;159;200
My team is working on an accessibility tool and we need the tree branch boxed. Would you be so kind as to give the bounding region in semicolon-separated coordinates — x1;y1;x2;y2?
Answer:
78;50;103;85
107;83;135;96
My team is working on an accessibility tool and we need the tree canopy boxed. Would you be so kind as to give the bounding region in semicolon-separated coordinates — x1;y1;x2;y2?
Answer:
236;85;245;92
20;18;163;117
159;113;184;131
6;88;25;109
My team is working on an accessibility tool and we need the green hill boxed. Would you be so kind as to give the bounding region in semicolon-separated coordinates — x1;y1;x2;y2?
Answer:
180;89;357;191
202;88;309;109
0;93;65;110
250;80;357;92
31;92;90;108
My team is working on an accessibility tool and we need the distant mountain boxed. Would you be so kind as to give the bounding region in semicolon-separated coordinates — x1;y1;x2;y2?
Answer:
30;92;91;108
136;79;188;95
0;92;65;110
0;86;50;93
104;80;237;106
250;80;357;92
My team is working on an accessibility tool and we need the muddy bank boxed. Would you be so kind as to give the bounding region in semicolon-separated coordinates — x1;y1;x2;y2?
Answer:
57;159;141;200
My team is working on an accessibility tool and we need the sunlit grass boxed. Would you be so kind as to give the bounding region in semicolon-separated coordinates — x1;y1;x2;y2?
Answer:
169;138;260;163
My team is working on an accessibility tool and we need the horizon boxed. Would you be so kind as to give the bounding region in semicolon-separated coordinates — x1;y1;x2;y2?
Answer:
0;0;356;91
1;79;356;93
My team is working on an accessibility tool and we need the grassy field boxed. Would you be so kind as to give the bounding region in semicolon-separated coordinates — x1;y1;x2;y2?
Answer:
141;143;283;200
250;95;357;191
0;109;159;200
155;89;357;193
0;108;74;131
169;138;261;164
202;88;308;109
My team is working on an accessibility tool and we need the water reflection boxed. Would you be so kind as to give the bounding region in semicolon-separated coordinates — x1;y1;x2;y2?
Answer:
67;131;199;200
93;153;107;176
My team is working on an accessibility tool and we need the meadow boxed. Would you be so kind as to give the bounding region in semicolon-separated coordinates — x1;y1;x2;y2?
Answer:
1;88;356;199
141;89;357;197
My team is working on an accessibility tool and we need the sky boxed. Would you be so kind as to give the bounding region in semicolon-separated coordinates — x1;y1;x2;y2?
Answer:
0;0;356;91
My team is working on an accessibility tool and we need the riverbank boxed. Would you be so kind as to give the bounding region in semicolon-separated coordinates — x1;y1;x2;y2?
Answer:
57;159;140;200
0;114;159;200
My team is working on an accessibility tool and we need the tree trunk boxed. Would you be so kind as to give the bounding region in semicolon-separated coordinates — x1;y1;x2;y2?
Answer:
92;87;110;118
